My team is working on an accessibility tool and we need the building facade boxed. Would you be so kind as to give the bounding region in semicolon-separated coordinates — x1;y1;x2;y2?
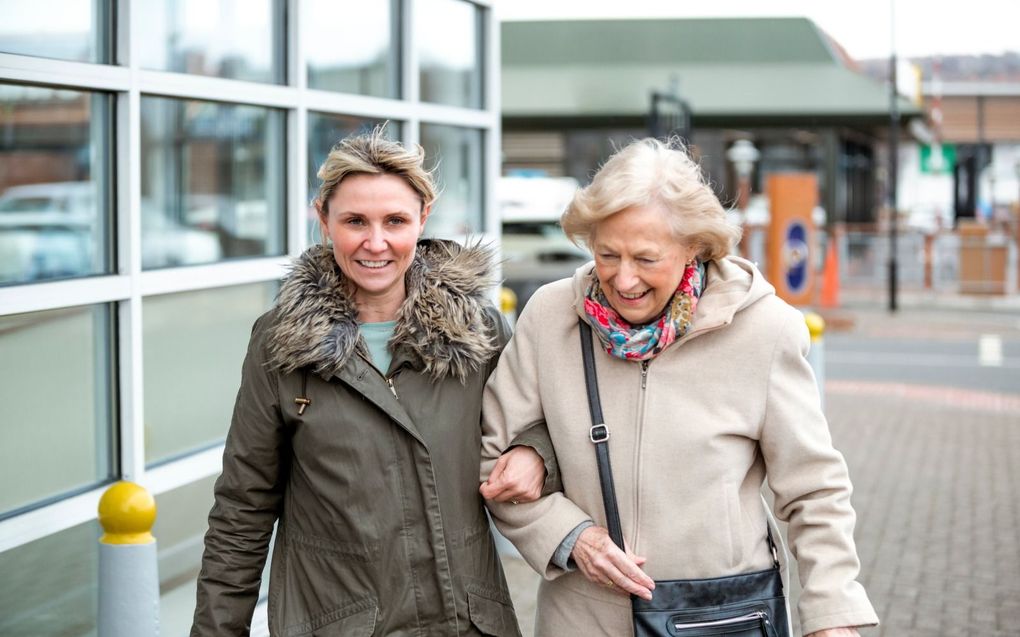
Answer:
500;18;919;226
0;1;500;634
901;81;1020;228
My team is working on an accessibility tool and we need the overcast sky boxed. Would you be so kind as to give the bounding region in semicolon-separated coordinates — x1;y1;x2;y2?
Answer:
496;0;1018;61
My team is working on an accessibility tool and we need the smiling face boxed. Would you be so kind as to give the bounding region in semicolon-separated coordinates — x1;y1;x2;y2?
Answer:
320;173;429;318
592;205;698;325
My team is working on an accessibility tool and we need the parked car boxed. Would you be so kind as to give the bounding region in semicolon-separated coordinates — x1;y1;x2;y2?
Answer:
0;181;223;283
140;199;222;268
499;176;590;309
0;182;99;282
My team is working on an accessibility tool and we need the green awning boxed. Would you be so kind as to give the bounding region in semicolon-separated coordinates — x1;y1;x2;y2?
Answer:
502;18;920;120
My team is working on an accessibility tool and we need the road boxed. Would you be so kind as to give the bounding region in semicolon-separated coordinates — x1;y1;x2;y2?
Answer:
826;308;1020;395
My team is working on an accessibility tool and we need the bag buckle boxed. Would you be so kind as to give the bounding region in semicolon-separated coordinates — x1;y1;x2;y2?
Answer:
589;423;610;443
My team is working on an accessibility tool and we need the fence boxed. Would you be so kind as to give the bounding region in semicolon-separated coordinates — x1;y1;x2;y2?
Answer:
839;226;1018;295
743;224;1019;299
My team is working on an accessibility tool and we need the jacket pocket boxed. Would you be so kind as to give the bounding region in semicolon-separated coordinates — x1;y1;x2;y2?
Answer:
283;596;377;637
287;528;379;562
467;586;519;637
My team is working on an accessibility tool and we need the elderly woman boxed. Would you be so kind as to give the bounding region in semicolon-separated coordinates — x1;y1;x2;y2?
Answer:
480;138;878;637
192;129;547;636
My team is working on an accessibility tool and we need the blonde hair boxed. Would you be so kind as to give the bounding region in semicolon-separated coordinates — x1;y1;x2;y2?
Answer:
561;137;741;261
314;125;437;221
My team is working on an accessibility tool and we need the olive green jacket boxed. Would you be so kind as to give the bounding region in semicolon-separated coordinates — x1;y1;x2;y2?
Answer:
192;241;526;637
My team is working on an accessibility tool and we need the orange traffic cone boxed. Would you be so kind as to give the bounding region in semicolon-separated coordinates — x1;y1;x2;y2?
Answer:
820;238;840;308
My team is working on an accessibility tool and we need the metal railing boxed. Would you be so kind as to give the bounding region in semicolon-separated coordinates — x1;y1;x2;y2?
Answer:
741;224;1019;298
840;227;1017;294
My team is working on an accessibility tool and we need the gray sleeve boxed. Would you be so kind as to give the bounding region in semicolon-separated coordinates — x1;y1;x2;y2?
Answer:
550;520;595;571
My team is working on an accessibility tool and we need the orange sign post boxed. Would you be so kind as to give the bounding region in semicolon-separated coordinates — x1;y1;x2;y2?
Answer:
766;173;817;306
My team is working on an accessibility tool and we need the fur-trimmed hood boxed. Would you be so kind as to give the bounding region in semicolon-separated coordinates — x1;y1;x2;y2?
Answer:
268;239;500;382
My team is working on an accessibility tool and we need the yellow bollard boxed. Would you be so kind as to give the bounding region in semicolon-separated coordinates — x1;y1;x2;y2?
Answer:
99;481;156;545
803;312;826;411
500;286;518;327
98;481;159;637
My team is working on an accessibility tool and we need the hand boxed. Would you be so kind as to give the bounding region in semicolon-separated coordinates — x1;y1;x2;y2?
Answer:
806;628;860;637
479;446;546;504
570;526;655;601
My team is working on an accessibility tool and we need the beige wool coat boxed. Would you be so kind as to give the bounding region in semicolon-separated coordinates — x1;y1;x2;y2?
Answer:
480;257;878;636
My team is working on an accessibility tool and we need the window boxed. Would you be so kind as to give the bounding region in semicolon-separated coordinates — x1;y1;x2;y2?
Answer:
154;475;274;634
136;0;284;84
417;0;483;108
143;282;276;465
420;124;484;236
0;305;115;517
0;0;110;63
306;0;400;98
140;97;286;268
0;84;113;285
0;520;101;636
156;475;214;633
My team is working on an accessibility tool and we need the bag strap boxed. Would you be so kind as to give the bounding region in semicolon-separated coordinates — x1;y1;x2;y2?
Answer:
579;320;626;549
578;320;780;570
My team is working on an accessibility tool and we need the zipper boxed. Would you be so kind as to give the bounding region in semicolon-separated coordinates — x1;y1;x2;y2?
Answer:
673;610;767;632
357;353;399;399
632;360;650;552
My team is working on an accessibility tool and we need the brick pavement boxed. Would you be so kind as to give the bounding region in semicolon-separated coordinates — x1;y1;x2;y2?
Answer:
825;390;1020;637
500;385;1020;637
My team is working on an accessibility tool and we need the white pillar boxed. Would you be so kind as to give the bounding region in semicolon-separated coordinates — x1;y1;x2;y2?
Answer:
98;481;160;637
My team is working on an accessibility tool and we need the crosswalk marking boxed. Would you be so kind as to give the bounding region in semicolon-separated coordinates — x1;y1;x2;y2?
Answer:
979;334;1003;367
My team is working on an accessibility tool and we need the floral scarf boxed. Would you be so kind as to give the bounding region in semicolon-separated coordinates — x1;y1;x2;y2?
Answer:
582;260;706;361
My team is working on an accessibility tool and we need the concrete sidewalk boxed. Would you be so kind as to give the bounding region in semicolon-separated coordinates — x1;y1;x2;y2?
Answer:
824;388;1020;637
840;287;1020;314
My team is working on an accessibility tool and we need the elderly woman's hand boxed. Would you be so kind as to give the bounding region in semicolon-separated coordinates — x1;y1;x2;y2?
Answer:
571;526;655;601
479;446;546;504
806;628;860;637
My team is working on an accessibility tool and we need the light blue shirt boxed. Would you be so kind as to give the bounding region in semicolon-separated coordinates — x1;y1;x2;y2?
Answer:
360;320;397;374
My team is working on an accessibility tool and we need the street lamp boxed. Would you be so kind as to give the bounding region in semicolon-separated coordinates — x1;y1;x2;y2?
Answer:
727;139;760;258
888;0;900;312
727;139;760;210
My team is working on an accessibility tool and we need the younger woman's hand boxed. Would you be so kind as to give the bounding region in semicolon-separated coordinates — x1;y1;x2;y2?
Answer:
479;446;546;504
570;526;654;601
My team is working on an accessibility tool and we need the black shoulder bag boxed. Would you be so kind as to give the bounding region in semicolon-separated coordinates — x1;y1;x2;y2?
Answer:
579;320;790;637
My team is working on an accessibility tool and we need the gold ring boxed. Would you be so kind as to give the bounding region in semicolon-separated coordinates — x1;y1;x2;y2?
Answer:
510;499;519;505
604;580;614;588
